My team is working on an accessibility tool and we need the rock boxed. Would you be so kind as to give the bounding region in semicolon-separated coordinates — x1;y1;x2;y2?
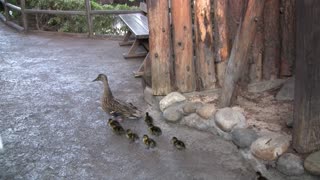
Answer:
196;104;216;119
163;103;183;122
180;113;209;130
215;108;246;132
159;92;186;112
248;79;287;93
183;102;203;114
250;135;291;161
304;150;320;176
277;153;304;176
276;78;295;101
231;128;258;148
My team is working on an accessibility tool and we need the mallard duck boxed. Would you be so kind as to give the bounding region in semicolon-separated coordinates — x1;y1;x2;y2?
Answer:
145;112;153;126
256;172;268;180
171;137;186;150
142;135;156;149
108;118;120;128
93;74;142;120
148;124;162;136
126;129;139;142
112;125;125;135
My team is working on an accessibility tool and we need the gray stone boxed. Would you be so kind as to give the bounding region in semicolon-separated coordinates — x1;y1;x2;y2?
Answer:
183;102;203;114
248;79;287;93
163;103;183;122
251;135;291;161
304;150;320;176
276;78;295;101
215;108;246;132
180;113;209;130
196;103;216;119
231;128;258;148
159;92;186;112
277;153;304;176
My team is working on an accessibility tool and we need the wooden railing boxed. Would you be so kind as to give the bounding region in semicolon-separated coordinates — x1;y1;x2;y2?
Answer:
0;0;142;36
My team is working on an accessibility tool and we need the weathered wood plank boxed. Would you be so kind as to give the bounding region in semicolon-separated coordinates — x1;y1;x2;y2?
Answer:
119;14;149;39
194;0;216;90
171;0;195;93
147;0;173;95
24;9;86;15
6;2;21;11
280;0;295;77
3;0;10;21
90;10;143;15
293;0;320;153
263;0;281;80
220;0;266;107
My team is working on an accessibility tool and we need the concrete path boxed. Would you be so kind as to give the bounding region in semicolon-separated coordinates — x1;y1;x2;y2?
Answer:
0;22;256;180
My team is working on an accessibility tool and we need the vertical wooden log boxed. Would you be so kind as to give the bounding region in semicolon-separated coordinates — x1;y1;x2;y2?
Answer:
171;0;195;93
85;0;93;37
147;0;173;95
194;0;216;90
263;0;280;80
227;0;247;43
214;0;230;86
20;0;28;31
293;0;320;153
280;0;295;77
220;0;266;107
3;0;9;21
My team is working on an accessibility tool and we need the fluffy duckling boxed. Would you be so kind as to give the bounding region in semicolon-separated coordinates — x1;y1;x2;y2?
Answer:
144;112;153;126
126;129;139;142
108;118;120;128
112;125;125;135
171;137;186;150
142;135;156;149
93;74;142;120
148;124;162;136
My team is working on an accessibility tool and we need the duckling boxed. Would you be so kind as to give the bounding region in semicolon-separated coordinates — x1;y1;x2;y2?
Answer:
142;135;156;149
148;124;162;136
108;118;120;128
112;125;125;135
171;137;186;150
144;112;153;126
256;172;268;180
126;129;139;142
93;74;142;120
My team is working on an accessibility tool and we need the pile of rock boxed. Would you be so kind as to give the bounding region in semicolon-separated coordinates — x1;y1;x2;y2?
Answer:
158;91;319;178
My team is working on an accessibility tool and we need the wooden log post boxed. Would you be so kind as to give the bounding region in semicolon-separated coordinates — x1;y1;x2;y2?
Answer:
171;0;195;93
194;0;216;90
293;0;320;153
280;0;295;77
214;0;230;86
85;0;93;37
20;0;28;31
220;0;266;107
263;0;280;80
3;0;9;21
147;0;173;95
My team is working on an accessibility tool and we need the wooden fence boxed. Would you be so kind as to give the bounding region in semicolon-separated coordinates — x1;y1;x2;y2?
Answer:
0;0;142;36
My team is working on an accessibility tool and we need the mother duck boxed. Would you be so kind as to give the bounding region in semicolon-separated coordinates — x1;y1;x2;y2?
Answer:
93;74;141;120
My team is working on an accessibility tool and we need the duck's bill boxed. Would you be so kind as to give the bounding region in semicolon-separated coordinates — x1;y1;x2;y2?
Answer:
92;77;99;82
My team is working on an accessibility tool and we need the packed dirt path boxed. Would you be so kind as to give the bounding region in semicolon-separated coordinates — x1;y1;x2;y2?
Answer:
0;22;256;179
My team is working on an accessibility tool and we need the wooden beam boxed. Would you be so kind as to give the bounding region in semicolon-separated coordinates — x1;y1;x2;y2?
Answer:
194;0;216;90
6;2;21;11
3;0;9;21
293;0;320;153
6;21;24;31
147;0;173;95
85;0;93;37
24;9;86;15
90;10;142;15
220;0;266;107
171;0;195;93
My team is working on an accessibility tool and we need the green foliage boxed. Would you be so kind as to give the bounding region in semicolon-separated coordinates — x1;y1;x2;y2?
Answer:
26;0;137;34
